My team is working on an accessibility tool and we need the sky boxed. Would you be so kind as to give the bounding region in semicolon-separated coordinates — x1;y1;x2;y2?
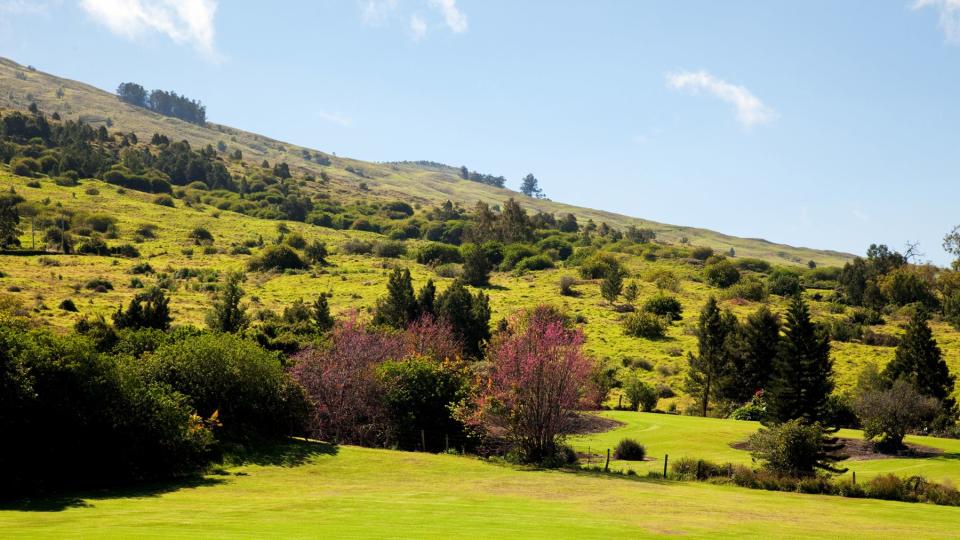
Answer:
1;1;959;264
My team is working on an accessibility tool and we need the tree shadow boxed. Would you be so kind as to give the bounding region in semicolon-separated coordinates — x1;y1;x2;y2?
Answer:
0;476;226;513
225;438;338;467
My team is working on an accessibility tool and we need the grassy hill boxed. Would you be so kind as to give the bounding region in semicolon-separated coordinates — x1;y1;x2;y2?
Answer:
0;56;852;266
2;438;959;539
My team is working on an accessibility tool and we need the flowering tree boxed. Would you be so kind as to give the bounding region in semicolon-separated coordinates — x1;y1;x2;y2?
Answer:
403;315;463;361
476;306;594;463
289;316;403;444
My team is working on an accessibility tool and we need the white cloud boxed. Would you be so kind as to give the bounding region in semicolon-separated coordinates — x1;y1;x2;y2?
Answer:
359;0;397;26
317;110;353;127
409;14;427;41
79;0;220;60
913;0;960;44
428;0;467;33
0;0;50;15
666;70;777;128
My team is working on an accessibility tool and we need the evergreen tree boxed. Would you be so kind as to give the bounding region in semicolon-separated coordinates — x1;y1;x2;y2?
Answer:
206;272;249;333
600;267;623;305
623;281;640;304
0;191;24;248
112;287;172;330
305;240;328;266
461;243;491;287
884;307;957;424
519;173;543;198
372;268;418;329
437;280;491;358
312;293;334;333
722;306;781;403
417;279;437;318
685;297;735;416
766;295;834;425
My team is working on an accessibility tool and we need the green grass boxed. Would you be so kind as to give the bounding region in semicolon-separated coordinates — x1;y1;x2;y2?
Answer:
570;411;960;484
2;442;960;539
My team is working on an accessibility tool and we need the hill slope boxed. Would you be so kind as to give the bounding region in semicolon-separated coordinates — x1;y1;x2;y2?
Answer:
0;56;852;267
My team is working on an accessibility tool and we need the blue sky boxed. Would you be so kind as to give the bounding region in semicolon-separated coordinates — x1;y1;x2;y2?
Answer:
1;1;959;264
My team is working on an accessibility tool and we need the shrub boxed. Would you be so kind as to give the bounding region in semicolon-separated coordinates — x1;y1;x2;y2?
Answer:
340;239;373;255
84;277;114;292
434;263;462;279
285;233;307;249
559;275;578;296
578;252;622;279
58;298;78;312
705;260;740;288
514;254;554;272
153;195;175;207
129;261;154;275
768;269;803;296
10;157;39;177
690;246;714;261
500;244;537;271
188;226;214;245
416;242;462;265
613;438;647;461
536;236;573;260
304;240;328;264
727;278;768;301
671;457;724;480
748;419;846;477
373;240;407;258
247;245;307;272
623;312;667;339
642;294;683;321
623;376;658;411
143;333;309;441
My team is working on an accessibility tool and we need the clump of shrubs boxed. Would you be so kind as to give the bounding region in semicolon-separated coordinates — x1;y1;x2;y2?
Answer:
373;240;406;258
623;312;667;339
559;275;578;296
340;239;373;255
58;298;78;312
613;438;646;461
642;294;683;321
84;277;114;292
247;245;307;272
153;195;175;207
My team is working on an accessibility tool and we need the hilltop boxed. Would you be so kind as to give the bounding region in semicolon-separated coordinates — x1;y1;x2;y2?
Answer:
0;56;852;267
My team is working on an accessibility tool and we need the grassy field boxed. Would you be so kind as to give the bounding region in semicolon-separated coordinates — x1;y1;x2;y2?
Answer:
2;442;960;539
570;411;960;484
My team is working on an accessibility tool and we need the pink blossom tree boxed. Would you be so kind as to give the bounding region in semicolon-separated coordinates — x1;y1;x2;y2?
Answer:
289;316;403;444
403;314;463;361
476;306;594;463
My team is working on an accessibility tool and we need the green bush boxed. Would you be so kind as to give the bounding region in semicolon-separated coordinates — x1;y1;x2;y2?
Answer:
613;438;646;461
748;419;845;477
623;312;667;339
340;239;373;255
705;260;740;288
578;252;622;279
416;242;462;265
10;157;39;177
153;195;175;207
247;245;307;272
642;294;683;321
373;240;407;258
500;243;537;271
514;254;554;272
768;269;803;296
142;332;309;441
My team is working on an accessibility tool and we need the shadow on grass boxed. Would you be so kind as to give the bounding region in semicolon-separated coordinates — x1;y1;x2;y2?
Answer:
0;476;226;513
1;439;338;513
225;438;338;467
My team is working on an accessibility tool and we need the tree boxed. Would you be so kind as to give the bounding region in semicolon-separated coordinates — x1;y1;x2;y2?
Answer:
623;281;640;304
623;375;658;412
112;287;172;330
0;191;24;248
312;293;334;333
766;295;834;425
373;268;418;329
748;419;847;477
436;280;491;358
206;272;249;333
416;279;437;318
883;307;957;425
685;297;735;416
305;240;328;265
854;375;938;453
116;82;147;107
705;260;741;288
519;173;543;198
475;307;592;463
600;267;623;305
461;243;491;287
722;306;781;404
558;213;578;233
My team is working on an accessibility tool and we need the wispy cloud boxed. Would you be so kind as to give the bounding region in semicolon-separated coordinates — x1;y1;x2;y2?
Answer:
666;70;777;128
317;110;353;127
913;0;960;44
359;0;397;26
0;0;50;15
409;14;427;41
79;0;221;60
428;0;467;33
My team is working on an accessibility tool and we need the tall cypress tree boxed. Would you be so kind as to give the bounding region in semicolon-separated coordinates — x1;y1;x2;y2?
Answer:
437;280;491;358
766;295;834;425
685;297;735;416
312;293;334;333
722;306;781;403
373;268;418;329
884;307;957;423
206;272;249;333
417;279;437;318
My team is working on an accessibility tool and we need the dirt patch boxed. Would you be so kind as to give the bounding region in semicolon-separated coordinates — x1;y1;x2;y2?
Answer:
730;438;944;461
568;412;625;435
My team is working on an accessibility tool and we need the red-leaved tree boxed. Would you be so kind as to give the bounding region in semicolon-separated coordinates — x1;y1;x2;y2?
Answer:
474;306;594;463
403;314;464;361
289;316;403;444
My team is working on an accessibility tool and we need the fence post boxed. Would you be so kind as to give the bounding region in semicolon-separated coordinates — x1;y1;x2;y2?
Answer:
618;394;622;409
663;454;668;478
604;449;610;472
421;429;426;452
445;434;449;453
587;446;591;466
852;471;856;485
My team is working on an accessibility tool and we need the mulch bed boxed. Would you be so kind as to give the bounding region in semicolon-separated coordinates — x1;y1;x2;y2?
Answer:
568;413;625;435
731;438;944;461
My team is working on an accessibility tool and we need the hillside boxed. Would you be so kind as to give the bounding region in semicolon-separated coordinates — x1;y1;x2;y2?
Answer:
0;56;852;267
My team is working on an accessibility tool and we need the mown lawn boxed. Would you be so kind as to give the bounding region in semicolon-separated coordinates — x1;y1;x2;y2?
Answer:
2;442;960;539
569;411;960;484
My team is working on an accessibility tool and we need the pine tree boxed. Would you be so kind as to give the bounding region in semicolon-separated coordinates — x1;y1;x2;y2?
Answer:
766;295;834;425
373;268;418;329
623;281;640;304
685;297;735;416
722;306;781;403
206;272;249;333
312;293;334;333
519;173;543;198
113;287;172;330
600;268;623;306
884;307;957;423
461;243;491;287
417;279;437;318
437;280;491;358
